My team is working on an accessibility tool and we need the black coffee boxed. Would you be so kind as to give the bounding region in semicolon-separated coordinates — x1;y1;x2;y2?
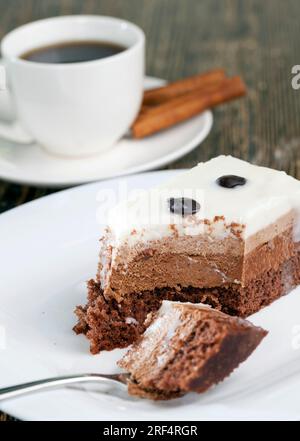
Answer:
21;40;126;64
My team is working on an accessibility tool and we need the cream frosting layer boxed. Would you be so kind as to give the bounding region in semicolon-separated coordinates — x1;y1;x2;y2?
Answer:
107;156;300;249
120;301;195;373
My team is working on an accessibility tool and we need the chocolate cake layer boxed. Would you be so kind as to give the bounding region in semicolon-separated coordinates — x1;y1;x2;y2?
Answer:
125;382;183;400
74;245;300;354
99;215;295;302
119;302;267;399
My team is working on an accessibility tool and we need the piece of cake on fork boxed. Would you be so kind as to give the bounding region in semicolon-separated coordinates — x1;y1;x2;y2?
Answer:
118;301;267;400
74;155;300;353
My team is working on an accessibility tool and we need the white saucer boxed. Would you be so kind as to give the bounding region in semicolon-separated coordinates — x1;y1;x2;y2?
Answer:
0;171;300;421
0;77;212;188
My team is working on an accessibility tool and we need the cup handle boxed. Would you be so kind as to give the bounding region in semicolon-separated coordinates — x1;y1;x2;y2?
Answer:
0;62;34;144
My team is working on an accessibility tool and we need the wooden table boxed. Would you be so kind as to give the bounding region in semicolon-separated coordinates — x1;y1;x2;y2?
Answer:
1;0;300;420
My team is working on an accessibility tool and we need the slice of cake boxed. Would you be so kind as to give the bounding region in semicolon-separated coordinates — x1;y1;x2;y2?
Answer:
74;155;300;353
118;301;267;400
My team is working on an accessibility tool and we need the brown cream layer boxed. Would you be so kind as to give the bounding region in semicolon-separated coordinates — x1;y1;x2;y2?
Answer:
98;212;295;302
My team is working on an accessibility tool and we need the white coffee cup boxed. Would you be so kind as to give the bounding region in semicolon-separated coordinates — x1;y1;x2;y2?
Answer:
0;15;145;157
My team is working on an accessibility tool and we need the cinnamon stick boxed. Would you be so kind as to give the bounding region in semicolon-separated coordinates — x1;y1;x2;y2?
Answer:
143;68;226;106
132;76;246;139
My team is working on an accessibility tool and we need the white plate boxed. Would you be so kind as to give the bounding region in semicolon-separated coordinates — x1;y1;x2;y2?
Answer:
0;77;212;188
0;170;300;421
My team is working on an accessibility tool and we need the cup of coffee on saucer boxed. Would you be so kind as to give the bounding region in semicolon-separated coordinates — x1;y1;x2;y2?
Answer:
0;15;145;157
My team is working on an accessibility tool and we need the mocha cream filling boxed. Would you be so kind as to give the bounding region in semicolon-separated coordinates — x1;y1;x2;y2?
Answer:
99;211;296;299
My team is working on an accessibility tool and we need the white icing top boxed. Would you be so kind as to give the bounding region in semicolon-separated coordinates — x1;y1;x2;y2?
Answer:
107;156;300;246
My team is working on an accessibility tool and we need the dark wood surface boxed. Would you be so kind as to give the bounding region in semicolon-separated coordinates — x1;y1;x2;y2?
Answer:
1;0;300;420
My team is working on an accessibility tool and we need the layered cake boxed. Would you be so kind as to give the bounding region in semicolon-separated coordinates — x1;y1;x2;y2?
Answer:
118;301;267;400
74;155;300;353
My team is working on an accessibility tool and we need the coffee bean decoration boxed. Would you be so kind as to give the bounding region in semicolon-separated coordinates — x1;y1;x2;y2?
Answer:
216;175;246;188
168;197;200;216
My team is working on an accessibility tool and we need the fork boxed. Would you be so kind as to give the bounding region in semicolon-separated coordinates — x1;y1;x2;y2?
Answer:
0;373;130;401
